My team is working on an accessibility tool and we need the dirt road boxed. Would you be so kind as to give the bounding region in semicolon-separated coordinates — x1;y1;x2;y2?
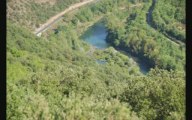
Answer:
34;0;96;36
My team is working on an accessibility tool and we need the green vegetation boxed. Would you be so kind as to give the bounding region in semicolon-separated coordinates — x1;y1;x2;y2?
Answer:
7;0;82;29
104;0;185;71
152;0;185;42
7;0;185;119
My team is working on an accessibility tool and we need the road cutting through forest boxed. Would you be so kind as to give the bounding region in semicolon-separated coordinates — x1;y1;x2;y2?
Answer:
34;0;97;36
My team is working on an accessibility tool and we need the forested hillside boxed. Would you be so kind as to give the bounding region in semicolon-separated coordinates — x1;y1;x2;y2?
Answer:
7;0;185;119
152;0;185;42
104;0;185;71
7;0;83;30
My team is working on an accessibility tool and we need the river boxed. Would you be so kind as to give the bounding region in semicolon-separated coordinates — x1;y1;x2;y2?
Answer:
81;23;109;49
81;22;151;74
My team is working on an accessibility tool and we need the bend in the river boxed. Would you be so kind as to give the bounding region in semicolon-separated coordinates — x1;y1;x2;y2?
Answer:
82;22;151;74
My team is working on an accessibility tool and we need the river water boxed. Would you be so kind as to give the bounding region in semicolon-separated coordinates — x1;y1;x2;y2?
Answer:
81;23;109;49
81;22;151;74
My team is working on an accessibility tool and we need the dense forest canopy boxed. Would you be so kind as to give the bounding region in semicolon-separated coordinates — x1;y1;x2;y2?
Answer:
7;0;185;119
152;0;185;42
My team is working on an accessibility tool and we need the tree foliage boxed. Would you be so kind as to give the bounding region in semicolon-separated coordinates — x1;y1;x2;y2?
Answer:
7;0;185;119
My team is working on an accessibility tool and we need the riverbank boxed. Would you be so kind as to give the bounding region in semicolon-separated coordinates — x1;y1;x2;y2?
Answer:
82;21;152;74
45;1;153;74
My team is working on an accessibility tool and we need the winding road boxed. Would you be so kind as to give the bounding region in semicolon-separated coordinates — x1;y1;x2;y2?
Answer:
34;0;97;36
146;0;184;46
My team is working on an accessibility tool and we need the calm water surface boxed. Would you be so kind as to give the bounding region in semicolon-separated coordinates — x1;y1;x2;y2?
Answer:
82;23;109;49
82;23;151;74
